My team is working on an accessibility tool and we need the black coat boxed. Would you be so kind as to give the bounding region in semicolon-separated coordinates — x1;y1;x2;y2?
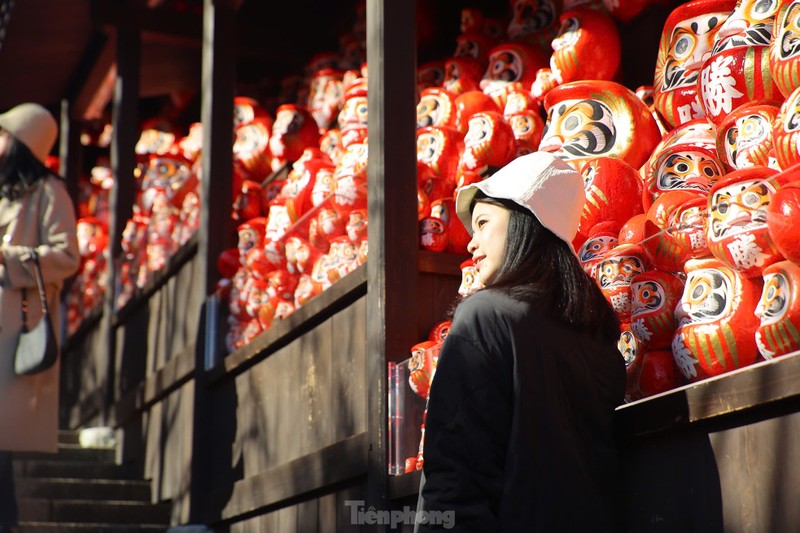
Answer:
416;289;626;532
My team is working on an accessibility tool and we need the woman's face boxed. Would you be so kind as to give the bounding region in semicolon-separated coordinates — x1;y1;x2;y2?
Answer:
468;201;510;285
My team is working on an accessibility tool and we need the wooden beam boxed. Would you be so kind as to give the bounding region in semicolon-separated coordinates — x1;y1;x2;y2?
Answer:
205;432;368;523
103;8;140;418
189;0;237;522
92;0;203;44
198;0;235;297
365;0;418;527
58;99;83;209
73;32;117;121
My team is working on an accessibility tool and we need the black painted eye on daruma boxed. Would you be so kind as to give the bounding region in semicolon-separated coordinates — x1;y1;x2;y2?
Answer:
673;34;694;59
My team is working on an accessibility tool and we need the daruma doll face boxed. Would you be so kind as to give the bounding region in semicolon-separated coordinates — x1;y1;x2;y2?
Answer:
755;260;800;358
672;257;762;382
653;0;734;127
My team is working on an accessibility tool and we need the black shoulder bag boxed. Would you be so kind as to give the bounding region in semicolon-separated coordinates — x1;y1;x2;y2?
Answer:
15;248;59;376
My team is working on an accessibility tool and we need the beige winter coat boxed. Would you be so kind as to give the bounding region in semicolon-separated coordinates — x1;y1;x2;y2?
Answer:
0;176;79;452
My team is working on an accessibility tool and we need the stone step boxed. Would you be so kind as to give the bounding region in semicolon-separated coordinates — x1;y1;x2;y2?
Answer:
15;444;116;463
18;499;171;525
18;523;167;532
15;477;151;501
13;459;135;480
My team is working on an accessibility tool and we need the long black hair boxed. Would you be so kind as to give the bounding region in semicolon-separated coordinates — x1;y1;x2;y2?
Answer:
471;191;620;343
0;131;56;200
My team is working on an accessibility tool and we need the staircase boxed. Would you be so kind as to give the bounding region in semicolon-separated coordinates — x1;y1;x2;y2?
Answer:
11;430;172;532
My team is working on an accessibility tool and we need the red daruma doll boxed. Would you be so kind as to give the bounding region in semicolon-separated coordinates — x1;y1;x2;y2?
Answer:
706;166;787;278
629;271;684;352
767;178;800;264
595;244;650;323
672;257;763;382
540;80;662;170
577;157;643;240
769;0;800;99
408;340;442;399
457;111;516;176
652;0;734;128
268;104;320;172
697;0;782;127
772;87;800;170
756;260;800;359
549;7;621;87
233;117;273;181
578;222;620;279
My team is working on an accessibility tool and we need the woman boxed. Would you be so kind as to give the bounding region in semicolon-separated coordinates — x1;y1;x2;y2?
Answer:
0;103;80;530
416;152;626;531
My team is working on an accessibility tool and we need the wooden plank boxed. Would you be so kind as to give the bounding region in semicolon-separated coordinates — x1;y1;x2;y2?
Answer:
331;298;368;441
208;432;368;522
296;499;320;533
294;314;335;456
620;428;724;532
63;302;104;353
112;237;198;325
272;339;303;467
388;469;421;501
234;361;274;477
208;264;368;383
709;412;800;531
337;481;369;532
365;0;418;523
617;351;800;436
108;342;196;427
229;300;365;476
319;493;337;533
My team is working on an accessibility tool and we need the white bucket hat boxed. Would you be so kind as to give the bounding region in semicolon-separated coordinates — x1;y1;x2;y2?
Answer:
0;103;58;164
455;151;585;245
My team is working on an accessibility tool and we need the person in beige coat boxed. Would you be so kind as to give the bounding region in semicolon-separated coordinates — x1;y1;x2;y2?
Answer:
0;103;80;530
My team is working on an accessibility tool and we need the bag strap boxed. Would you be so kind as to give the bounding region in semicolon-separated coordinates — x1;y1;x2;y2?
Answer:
21;287;30;332
26;248;50;316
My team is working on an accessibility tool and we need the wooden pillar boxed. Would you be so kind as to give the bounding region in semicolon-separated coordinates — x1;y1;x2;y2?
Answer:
197;0;236;297
102;7;140;415
58;99;82;211
189;0;237;521
365;0;418;526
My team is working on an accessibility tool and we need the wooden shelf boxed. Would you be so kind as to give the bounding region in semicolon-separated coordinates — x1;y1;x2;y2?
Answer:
388;469;421;501
616;350;800;437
